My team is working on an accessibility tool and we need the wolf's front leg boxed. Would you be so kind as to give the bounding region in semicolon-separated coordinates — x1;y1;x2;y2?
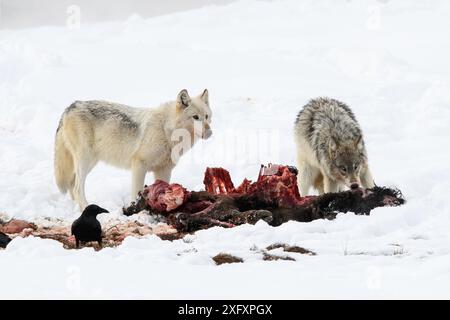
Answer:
153;166;172;183
361;166;375;188
131;161;147;200
297;164;313;196
323;175;339;194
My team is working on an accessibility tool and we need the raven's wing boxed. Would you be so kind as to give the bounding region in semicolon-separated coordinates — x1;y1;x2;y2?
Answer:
94;220;102;240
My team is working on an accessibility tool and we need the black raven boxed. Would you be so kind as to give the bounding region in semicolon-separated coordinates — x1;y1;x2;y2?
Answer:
0;232;12;249
71;204;108;248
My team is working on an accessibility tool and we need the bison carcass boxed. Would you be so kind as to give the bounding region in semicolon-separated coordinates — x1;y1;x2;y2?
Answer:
123;164;405;232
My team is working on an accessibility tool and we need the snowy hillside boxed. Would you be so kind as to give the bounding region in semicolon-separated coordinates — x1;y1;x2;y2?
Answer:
1;0;450;299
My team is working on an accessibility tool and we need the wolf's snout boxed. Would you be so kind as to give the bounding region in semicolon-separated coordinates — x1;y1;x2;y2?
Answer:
350;183;360;190
203;128;212;139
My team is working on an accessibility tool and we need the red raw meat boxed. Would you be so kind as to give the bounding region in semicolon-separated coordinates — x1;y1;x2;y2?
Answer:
242;164;314;208
143;180;191;213
203;167;236;194
204;164;315;208
0;219;36;234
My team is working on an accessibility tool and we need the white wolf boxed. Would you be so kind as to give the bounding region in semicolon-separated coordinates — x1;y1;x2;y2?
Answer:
54;89;212;210
294;97;375;195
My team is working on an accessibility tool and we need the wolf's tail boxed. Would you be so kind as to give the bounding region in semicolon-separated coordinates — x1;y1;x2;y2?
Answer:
54;119;75;194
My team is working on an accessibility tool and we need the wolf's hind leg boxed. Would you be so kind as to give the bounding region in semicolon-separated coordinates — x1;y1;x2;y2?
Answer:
73;177;87;210
73;157;95;211
361;166;375;188
69;187;75;201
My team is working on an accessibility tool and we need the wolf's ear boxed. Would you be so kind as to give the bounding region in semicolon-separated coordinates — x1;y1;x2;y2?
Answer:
177;89;191;109
200;89;209;106
329;138;338;152
355;135;363;150
329;138;338;158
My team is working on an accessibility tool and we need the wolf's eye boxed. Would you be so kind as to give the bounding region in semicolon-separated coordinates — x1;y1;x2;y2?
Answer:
193;115;199;120
205;114;208;120
354;163;359;170
340;166;347;173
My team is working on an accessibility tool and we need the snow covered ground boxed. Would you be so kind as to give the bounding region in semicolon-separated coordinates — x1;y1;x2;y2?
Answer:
1;0;450;299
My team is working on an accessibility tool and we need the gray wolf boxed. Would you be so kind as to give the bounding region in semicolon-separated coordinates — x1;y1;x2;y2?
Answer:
55;89;212;210
294;97;375;195
71;204;108;248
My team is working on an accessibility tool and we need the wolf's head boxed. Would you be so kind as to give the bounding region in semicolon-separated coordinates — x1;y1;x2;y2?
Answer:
328;135;367;190
175;89;212;140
